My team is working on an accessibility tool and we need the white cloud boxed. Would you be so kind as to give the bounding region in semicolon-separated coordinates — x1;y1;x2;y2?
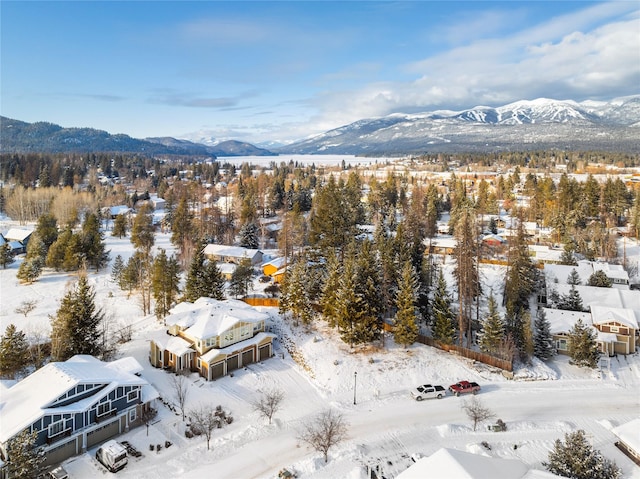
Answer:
306;4;640;134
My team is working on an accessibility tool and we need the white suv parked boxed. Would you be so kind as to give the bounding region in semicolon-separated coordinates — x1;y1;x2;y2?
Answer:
410;384;446;401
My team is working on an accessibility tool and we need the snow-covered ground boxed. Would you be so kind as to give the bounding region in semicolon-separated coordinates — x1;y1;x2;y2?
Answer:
1;220;639;479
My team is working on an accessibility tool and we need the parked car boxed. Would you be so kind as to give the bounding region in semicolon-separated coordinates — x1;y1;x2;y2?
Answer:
448;380;481;396
96;440;128;473
45;466;69;479
411;384;446;401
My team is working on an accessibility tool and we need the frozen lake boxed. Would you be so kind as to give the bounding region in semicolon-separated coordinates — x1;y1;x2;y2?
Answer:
215;154;403;168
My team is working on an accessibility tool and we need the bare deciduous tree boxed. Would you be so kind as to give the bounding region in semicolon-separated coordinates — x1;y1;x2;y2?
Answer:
252;389;285;425
25;325;49;370
189;404;232;451
15;300;37;317
298;409;348;463
461;396;495;431
169;371;190;421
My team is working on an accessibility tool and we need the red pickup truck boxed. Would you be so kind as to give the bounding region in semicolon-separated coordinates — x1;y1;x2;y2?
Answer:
449;381;481;396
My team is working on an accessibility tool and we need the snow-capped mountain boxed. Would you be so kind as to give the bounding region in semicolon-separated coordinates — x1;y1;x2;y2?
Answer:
277;96;640;155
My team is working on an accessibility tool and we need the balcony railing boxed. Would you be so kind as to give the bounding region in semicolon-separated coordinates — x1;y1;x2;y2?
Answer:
46;428;71;445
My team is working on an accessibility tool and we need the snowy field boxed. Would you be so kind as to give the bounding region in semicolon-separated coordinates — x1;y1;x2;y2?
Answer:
0;220;639;479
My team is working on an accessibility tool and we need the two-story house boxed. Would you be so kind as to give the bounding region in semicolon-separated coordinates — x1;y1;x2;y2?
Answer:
0;355;158;470
149;298;275;381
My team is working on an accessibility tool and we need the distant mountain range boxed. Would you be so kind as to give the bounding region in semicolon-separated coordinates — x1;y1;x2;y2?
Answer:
2;96;639;156
0;117;275;157
276;96;640;155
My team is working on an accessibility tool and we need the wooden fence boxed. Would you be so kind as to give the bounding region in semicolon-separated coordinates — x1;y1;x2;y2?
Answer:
242;297;280;307
383;323;512;371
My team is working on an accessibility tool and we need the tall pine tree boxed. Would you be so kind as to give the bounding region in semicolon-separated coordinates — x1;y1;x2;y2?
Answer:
183;248;225;302
431;269;456;345
279;257;313;326
479;295;504;355
393;260;419;347
50;273;105;361
151;249;181;320
0;324;29;379
568;319;600;368
533;308;555;361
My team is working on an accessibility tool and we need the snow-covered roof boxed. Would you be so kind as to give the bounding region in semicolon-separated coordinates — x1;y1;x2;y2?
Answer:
428;236;458;249
544;261;629;285
0;355;153;443
396;447;546;479
543;308;592;335
551;284;638;311
263;257;286;269
109;205;131;216
203;243;262;260
612;418;640;455
3;228;33;243
590;305;638;329
149;331;194;357
164;298;270;341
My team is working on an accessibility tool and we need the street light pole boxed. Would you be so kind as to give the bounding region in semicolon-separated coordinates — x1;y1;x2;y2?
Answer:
353;371;357;405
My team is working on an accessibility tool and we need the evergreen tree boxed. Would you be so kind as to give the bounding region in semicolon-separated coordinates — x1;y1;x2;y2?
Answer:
120;253;142;293
182;248;225;302
504;297;531;362
183;248;208;303
5;429;45;479
320;251;341;328
557;284;585;312
588;270;612;288
46;228;72;270
62;232;84;271
16;232;45;284
151;249;181;320
229;258;253;298
0;243;14;269
202;259;226;301
131;203;155;254
82;212;109;272
559;243;578;266
279;258;313;326
504;214;538;316
567;268;581;285
334;250;366;346
0;324;29;379
544;429;621;479
568;319;600;368
479;295;504;355
393;260;419;347
35;213;58;252
50;273;105;361
432;269;456;345
353;240;383;342
111;254;125;284
170;197;195;263
112;213;128;238
453;204;480;347
239;222;260;249
533;308;555;361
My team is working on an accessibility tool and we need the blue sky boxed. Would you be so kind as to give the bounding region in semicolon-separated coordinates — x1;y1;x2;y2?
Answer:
2;1;638;145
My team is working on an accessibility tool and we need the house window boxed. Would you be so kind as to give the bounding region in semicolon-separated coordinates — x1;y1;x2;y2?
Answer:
197;359;202;368
48;418;70;437
129;409;136;422
97;401;112;417
127;389;139;402
556;339;568;351
609;326;619;333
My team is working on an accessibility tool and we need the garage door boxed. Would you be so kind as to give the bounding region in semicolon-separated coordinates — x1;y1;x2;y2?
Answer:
87;419;120;448
211;361;224;380
226;354;239;373
242;349;254;366
259;344;271;361
43;438;77;466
